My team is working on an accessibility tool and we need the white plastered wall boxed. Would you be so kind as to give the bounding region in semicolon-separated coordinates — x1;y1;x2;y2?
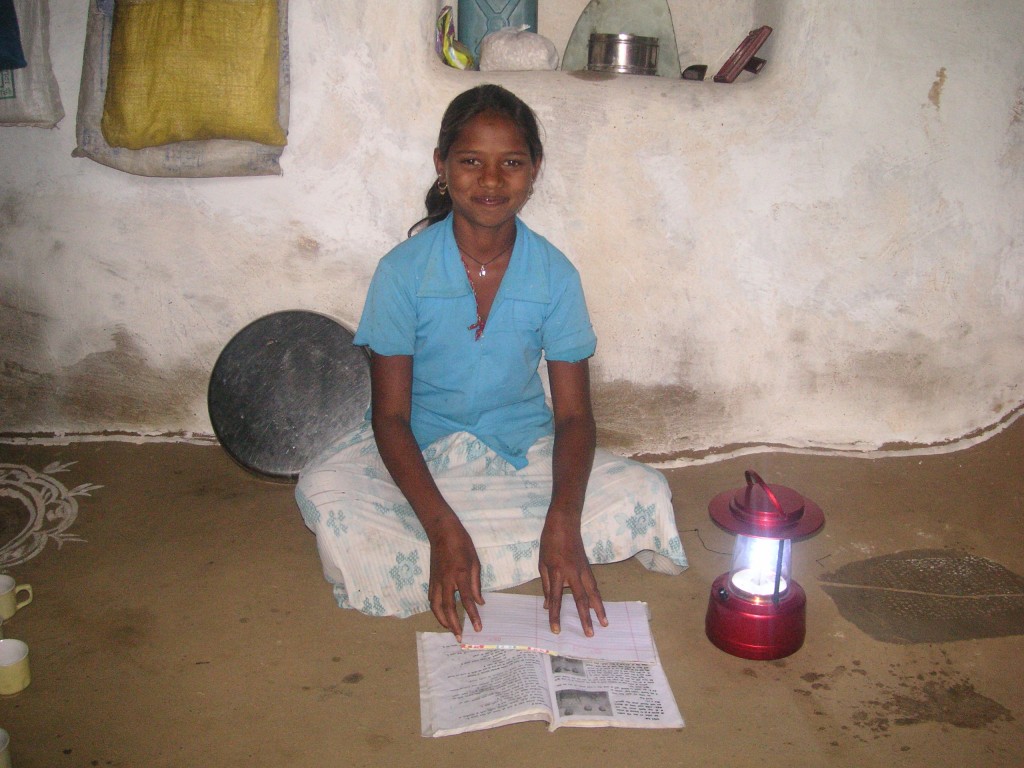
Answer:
1;0;1022;462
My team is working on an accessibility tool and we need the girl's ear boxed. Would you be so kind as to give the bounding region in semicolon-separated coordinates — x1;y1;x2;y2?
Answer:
433;147;444;177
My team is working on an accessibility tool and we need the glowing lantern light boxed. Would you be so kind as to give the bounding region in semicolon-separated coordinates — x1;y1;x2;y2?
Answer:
705;470;825;660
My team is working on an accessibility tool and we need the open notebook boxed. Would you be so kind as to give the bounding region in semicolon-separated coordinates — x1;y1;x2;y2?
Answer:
459;592;658;664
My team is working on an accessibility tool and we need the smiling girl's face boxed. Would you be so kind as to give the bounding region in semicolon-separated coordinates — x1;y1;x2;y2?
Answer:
434;110;540;236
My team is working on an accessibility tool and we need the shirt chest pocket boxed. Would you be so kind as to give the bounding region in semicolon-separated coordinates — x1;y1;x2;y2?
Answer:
491;301;545;345
477;301;546;405
507;301;548;331
476;301;543;392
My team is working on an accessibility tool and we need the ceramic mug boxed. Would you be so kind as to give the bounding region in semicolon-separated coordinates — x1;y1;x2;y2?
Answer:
0;726;11;768
0;640;30;696
0;576;31;621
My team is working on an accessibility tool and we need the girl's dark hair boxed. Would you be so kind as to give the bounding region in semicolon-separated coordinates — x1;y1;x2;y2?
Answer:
408;84;544;237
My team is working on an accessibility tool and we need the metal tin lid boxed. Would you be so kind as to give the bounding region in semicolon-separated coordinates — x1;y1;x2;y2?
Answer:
208;310;370;481
589;33;660;46
708;470;825;539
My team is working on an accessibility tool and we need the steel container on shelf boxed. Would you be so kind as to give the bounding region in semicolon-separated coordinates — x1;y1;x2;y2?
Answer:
587;33;659;75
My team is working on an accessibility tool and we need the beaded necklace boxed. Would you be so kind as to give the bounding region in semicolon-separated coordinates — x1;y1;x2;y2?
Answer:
464;264;486;340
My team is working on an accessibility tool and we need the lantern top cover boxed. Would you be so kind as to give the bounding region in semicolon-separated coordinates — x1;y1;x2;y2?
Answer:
709;470;824;539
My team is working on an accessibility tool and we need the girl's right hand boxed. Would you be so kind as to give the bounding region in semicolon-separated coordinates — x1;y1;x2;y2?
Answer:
426;516;485;640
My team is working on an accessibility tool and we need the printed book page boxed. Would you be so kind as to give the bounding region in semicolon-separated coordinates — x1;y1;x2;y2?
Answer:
459;592;658;663
417;632;553;736
417;631;685;736
547;654;685;730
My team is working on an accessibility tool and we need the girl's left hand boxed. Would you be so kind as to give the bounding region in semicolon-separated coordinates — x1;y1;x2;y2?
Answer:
538;516;608;636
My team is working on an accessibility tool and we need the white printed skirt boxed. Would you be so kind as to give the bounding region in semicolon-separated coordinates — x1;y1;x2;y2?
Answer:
295;421;687;618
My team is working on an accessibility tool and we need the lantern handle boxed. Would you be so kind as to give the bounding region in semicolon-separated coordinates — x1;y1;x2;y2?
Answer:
744;470;787;519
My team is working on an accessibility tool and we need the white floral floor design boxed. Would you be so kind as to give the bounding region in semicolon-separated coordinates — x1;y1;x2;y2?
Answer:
0;462;100;568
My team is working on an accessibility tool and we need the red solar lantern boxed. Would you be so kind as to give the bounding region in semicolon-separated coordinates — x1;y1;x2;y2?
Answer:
705;470;825;660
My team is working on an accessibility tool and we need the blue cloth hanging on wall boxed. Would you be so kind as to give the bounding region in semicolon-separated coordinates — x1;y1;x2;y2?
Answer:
0;0;28;70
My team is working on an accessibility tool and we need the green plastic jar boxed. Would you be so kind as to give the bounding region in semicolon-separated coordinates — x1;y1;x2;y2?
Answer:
457;0;539;63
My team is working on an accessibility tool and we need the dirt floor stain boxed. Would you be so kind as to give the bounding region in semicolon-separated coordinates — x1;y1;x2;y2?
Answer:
106;607;156;650
305;683;346;702
879;679;1013;729
798;653;1015;742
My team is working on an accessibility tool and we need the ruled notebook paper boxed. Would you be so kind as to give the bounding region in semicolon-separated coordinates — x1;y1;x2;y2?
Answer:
459;593;658;664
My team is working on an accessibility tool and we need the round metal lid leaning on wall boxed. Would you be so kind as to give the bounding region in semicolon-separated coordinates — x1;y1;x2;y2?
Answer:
208;310;371;481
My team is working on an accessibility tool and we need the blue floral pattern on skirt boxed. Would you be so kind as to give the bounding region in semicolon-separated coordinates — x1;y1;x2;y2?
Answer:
296;421;687;618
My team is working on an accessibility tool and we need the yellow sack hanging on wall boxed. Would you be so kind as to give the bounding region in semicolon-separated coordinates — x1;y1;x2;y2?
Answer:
101;0;287;150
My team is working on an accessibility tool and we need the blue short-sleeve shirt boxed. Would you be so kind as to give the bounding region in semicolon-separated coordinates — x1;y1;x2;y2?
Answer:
353;215;597;468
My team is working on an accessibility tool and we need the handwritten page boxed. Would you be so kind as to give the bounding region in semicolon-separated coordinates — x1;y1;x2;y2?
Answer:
460;593;658;664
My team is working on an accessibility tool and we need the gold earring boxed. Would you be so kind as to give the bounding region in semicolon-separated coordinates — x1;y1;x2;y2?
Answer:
437;178;448;195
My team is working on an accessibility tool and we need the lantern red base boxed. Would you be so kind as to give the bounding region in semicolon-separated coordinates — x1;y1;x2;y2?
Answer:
705;572;807;660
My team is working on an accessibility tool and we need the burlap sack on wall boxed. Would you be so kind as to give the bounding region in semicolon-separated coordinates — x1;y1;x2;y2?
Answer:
0;0;64;128
73;0;290;178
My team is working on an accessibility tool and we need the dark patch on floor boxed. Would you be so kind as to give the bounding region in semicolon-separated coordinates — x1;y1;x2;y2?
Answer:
880;678;1011;729
820;550;1024;643
797;655;1014;744
0;492;31;550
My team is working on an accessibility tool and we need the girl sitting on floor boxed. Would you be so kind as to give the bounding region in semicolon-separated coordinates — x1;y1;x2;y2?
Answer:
296;84;686;640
